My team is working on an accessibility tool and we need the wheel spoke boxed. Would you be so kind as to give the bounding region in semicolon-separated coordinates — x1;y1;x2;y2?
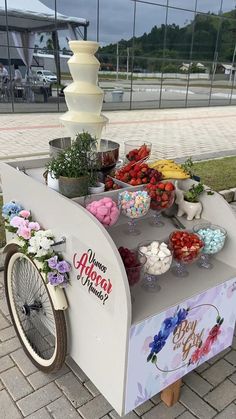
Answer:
11;256;57;361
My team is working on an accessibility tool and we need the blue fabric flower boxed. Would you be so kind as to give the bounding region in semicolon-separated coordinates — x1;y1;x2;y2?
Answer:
177;308;188;324
149;331;166;354
2;201;23;220
160;316;178;339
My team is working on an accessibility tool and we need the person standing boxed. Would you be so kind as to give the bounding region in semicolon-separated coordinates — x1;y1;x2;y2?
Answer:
0;63;9;82
13;64;22;85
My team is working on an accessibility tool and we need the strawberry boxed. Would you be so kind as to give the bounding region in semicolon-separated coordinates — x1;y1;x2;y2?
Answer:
162;192;169;201
157;182;165;190
165;182;175;191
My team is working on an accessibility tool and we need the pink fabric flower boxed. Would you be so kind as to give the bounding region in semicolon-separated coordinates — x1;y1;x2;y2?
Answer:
191;347;202;364
201;337;213;356
10;216;26;228
18;226;32;240
28;222;40;231
208;325;221;344
19;210;30;219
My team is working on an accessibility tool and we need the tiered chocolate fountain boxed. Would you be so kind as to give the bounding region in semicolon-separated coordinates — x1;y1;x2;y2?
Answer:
49;41;120;172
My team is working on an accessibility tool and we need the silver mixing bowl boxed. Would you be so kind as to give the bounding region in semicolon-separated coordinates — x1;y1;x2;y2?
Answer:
49;137;120;169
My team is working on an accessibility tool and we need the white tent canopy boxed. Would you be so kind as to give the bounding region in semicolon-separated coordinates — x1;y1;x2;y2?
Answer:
0;0;89;80
0;0;88;32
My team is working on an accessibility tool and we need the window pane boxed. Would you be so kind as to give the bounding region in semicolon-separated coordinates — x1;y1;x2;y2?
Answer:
192;14;221;61
0;0;11;112
165;8;195;60
187;60;211;107
130;57;163;110
168;1;196;12
218;17;236;62
160;59;189;108
196;0;222;14
130;2;167;109
221;0;236;13
7;46;58;112
99;0;133;45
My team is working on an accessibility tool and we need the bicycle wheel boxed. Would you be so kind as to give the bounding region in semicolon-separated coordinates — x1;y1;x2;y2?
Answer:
4;248;67;372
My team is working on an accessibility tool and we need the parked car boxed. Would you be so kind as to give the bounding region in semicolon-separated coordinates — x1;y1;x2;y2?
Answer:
34;69;57;84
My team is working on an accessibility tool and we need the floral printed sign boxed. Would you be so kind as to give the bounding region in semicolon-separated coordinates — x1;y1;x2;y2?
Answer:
125;277;236;413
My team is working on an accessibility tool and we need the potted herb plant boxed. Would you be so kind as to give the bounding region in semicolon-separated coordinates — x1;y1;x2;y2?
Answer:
181;157;201;182
46;132;98;198
175;182;204;221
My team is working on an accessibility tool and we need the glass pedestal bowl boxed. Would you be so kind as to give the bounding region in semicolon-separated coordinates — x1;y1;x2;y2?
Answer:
169;231;204;278
124;140;152;163
150;190;175;227
193;223;227;269
138;240;173;292
119;247;147;302
118;190;150;236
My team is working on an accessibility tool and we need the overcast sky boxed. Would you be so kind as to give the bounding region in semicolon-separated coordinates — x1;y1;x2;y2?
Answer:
41;0;236;46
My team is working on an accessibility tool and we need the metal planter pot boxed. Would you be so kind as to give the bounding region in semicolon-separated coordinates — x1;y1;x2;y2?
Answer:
58;175;89;198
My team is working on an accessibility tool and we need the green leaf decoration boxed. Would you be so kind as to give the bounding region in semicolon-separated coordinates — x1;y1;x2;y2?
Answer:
219;318;224;325
147;353;153;362
151;354;157;364
216;315;221;324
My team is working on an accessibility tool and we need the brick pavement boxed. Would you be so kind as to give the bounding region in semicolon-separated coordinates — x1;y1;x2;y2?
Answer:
1;107;236;417
1;106;236;161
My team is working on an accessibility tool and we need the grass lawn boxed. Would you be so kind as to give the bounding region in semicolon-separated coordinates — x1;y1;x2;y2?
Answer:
0;196;6;248
193;156;236;192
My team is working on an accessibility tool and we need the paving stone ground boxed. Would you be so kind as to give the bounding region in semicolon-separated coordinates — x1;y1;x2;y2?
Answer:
1;106;236;161
1;106;236;418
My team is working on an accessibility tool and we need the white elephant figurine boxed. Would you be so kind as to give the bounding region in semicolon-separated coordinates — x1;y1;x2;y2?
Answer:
175;185;202;221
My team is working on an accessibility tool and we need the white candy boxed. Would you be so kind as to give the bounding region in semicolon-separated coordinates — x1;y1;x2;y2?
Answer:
151;241;159;249
140;246;148;254
160;242;168;248
158;250;166;259
162;248;171;256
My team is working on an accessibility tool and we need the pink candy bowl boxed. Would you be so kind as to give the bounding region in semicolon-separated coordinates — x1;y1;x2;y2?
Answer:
86;197;120;227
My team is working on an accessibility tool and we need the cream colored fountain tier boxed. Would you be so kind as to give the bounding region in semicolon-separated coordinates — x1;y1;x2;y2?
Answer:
60;40;108;143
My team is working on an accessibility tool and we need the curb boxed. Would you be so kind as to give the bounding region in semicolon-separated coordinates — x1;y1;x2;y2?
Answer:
218;188;236;203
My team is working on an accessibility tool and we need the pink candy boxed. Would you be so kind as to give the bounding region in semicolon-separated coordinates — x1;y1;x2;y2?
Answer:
86;197;119;226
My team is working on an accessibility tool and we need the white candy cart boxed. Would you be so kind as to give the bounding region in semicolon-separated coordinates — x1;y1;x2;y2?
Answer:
1;157;236;417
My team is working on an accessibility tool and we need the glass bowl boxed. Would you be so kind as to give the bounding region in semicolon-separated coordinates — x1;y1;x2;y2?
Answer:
169;230;204;277
85;197;120;228
119;247;147;302
138;240;173;292
193;223;227;269
146;182;175;227
118;190;150;235
124;140;152;163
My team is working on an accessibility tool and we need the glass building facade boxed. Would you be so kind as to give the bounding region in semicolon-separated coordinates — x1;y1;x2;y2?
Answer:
1;0;236;112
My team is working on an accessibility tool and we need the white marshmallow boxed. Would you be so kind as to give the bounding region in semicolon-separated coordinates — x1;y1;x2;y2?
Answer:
140;246;148;254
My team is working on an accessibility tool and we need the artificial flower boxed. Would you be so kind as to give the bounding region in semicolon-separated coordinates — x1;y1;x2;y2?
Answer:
208;325;221;344
10;216;26;229
160;316;178;339
17;226;32;240
28;222;40;231
149;331;166;354
48;272;66;286
47;255;58;269
190;347;202;364
56;260;71;274
201;336;213;356
2;201;23;220
18;210;30;219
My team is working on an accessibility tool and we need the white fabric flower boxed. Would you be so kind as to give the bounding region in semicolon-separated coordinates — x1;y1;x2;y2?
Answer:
28;230;54;256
